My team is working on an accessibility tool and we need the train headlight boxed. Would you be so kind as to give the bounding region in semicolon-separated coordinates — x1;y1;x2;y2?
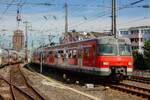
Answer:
128;62;133;66
102;62;109;66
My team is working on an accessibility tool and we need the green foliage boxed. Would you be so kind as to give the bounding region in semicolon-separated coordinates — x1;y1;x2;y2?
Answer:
144;40;150;69
133;52;146;70
133;40;150;70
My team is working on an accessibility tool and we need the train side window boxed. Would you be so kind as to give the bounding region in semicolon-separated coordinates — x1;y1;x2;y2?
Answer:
61;50;64;57
84;48;89;57
55;51;58;58
39;51;42;56
58;50;64;57
73;50;77;58
42;51;46;58
78;49;82;58
68;50;72;58
49;51;52;54
57;51;61;58
33;52;36;56
64;50;68;58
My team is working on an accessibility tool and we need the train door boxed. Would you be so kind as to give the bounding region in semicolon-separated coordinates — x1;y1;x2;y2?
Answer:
83;45;95;67
83;47;90;66
90;45;96;67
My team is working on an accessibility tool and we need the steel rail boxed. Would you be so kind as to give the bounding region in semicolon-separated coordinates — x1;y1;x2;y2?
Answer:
0;64;38;100
0;75;16;100
9;66;35;100
119;83;150;93
0;64;45;100
18;66;45;100
0;62;21;69
108;83;150;99
129;76;150;84
10;65;44;100
0;76;34;100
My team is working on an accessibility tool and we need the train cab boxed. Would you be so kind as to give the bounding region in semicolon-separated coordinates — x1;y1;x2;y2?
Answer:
96;37;134;80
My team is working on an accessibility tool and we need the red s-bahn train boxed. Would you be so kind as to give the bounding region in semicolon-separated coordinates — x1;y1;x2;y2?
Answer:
31;36;134;81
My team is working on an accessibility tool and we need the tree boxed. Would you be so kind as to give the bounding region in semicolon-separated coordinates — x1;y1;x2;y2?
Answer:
133;52;146;69
144;40;150;69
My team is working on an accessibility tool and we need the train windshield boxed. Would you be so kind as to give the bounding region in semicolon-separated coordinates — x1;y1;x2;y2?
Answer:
119;44;132;56
98;44;132;56
98;44;117;56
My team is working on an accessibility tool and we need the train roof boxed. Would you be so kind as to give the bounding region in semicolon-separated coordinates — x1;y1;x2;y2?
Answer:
35;36;131;52
53;36;130;46
97;36;131;44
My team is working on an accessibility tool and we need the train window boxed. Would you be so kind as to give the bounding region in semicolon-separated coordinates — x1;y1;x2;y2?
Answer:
119;44;132;56
57;50;64;57
58;50;63;54
39;52;42;56
84;48;89;57
68;50;72;58
33;52;36;56
78;49;82;58
65;50;69;58
55;52;58;58
48;51;52;55
42;51;46;57
73;50;77;58
98;44;117;56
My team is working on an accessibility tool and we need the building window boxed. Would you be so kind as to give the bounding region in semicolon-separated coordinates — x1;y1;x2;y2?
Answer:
131;30;139;34
148;29;150;33
131;38;134;42
135;38;138;42
120;31;128;35
141;30;144;33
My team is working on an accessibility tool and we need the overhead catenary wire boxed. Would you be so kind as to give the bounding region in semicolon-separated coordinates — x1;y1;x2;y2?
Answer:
0;0;148;46
47;0;147;35
0;0;15;20
68;0;145;30
33;0;147;34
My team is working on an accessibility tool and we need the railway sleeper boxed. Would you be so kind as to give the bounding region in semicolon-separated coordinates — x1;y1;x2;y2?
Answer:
119;83;150;93
110;85;150;99
130;79;150;84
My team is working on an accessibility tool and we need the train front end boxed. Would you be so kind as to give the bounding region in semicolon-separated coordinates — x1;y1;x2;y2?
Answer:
96;37;134;81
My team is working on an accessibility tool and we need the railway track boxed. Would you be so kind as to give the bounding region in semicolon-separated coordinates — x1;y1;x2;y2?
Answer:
0;62;22;69
0;64;45;100
129;76;150;84
28;64;150;99
108;82;150;99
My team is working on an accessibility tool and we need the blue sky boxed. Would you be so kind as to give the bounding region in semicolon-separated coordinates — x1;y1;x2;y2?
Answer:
0;0;149;49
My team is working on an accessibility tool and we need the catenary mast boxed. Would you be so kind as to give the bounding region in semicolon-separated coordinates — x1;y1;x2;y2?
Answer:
112;0;117;38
